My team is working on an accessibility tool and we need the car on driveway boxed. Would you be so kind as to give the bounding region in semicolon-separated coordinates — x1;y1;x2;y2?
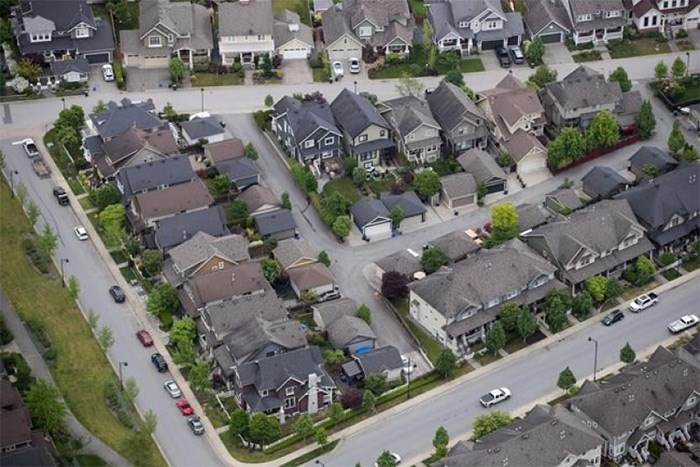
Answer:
102;63;115;81
151;353;168;372
601;309;624;326
73;225;88;241
496;47;511;68
317;288;341;303
349;57;360;74
332;61;344;78
401;355;416;374
187;416;205;435
479;387;511;408
509;45;524;64
164;380;182;398
22;138;40;158
135;330;153;347
176;399;194;416
109;285;126;303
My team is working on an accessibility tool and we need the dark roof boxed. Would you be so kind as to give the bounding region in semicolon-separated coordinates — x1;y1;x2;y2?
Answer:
516;203;550;232
331;89;390;138
188;262;268;307
274;96;341;144
0;380;32;450
312;298;358;328
628;146;678;173
155;206;229;249
222;317;306;363
236;346;335;391
523;0;572;35
380;191;427;218
582;166;629;199
327;315;376;348
356;346;402;375
457;149;507;185
0;443;56;467
202;292;288;343
181;116;225;141
254;209;296;236
545;188;583;211
321;5;359;46
218;0;273;36
375;249;422;276
428;230;481;262
544;67;623;111
116;156;194;199
350;198;390;228
49;57;89;76
216;158;261;184
89;99;164;140
426;81;487;134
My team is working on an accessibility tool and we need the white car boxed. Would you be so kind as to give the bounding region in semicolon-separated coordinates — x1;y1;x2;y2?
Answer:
401;355;416;374
22;138;40;158
332;61;344;78
668;314;699;334
479;387;511;408
349;57;361;74
73;225;88;241
102;63;115;82
164;380;182;398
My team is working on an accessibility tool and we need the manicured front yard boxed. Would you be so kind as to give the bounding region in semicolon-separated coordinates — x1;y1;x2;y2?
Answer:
620;280;661;301
369;45;484;79
607;39;671;58
321;177;361;203
504;330;546;355
573;50;602;63
192;72;243;86
312;67;330;83
683;258;700;272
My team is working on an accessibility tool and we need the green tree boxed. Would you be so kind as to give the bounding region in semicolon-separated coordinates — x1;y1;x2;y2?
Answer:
261;53;274;79
515;308;537;343
66;275;80;300
87;308;99;329
26;200;40;226
671;56;686;78
323;349;345;369
37;223;59;258
343;157;358;175
228;199;248;226
381;271;409;300
444;69;464;87
414;170;441;198
525;37;545;65
433;425;449;459
498;302;521;332
435;349;457;378
303;170;318;193
605;278;623;300
172;339;197;367
301;289;318;305
681;145;699;162
496;151;513;168
99;204;126;248
472;410;513;440
90;184;121;211
261;258;281;283
527;64;557;89
319;191;350;225
25;380;67;435
332;215;352;241
146;283;180;316
609;66;632;92
356;304;371;324
376;450;398;467
329;402;344;427
144;409;158;434
141;249;162;277
16;58;42;82
620;342;636;364
211;174;231;196
281;192;291;210
168;57;186;83
668;119;686;157
97;325;114;351
248;413;280;448
396;72;424;96
485;322;506;356
169;316;197;348
244;142;259;161
547;127;586;168
315;427;328;447
264;94;274;107
586;110;620;148
390;205;405;230
634;100;656;140
229;410;250;438
352;167;367;186
107;0;131;24
491;203;519;244
557;367;576;391
189;361;211;392
571;291;593;320
421;247;449;274
364;373;387;396
634;256;656;285
544;289;571;333
92;100;108;113
362;390;377;412
124;377;139;402
584;275;608;303
294;414;315;443
318;250;331;267
654;61;668;80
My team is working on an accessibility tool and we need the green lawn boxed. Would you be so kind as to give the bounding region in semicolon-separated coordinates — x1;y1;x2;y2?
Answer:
192;72;243;86
322;177;361;203
312;67;330;83
271;0;311;26
0;182;165;467
620;280;660;301
662;269;682;281
476;351;501;366
683;258;700;272
677;40;696;51
119;266;137;283
408;0;427;18
280;440;340;467
607;39;671;58
457;58;485;73
395;299;444;365
109;249;128;265
573;51;602;63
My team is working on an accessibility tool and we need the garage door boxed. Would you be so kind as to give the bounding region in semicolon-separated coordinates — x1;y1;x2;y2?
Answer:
540;32;562;43
363;222;391;240
480;39;503;50
486;182;505;194
329;46;361;62
518;156;547;173
84;52;110;64
281;48;309;60
450;194;475;209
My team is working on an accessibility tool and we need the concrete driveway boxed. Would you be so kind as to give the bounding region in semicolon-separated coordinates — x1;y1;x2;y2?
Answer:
88;65;118;95
543;42;574;65
126;67;170;92
281;59;313;85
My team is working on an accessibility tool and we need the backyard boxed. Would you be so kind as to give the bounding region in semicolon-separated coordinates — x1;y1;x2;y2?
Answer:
91;3;140;38
607;39;671;59
271;0;311;26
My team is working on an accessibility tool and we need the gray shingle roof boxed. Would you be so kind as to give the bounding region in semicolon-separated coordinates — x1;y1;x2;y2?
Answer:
219;0;273;36
215;158;260;184
440;173;477;200
155;206;229;249
428;230;481;262
380;191;427;218
236;346;335;391
273;238;317;271
628;146;678;174
582;166;629;199
116;155;194;199
327;315;376;348
273;10;313;48
137;0;213;51
239;185;280;213
202;292;288;342
331;89;390;138
426;81;487;134
516;203;550;232
312;298;358;329
168;231;249;274
375;250;422;276
89;99;165;140
287;263;335;291
381;96;441;142
274;96;341;143
457;149;507;185
568;0;625;33
254;209;296;236
343;0;415;48
545;188;583;211
181;116;226;141
223;317;306;363
357;345;402;375
49;57;89;76
321;5;359;46
350;198;391;228
545;67;623;111
523;0;572;35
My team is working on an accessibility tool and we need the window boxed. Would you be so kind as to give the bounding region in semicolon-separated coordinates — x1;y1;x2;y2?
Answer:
672;0;677;6
486;298;500;309
148;35;162;48
324;136;334;145
457;127;465;135
31;33;51;42
407;134;414;141
458;21;468;28
285;386;295;396
689;396;697;405
506;290;518;300
359;135;368;142
304;140;314;148
75;27;89;38
168;34;174;42
606;10;620;18
577;14;592;22
284;397;296;409
380;130;386;137
663;0;669;7
260;389;269;397
257;35;264;41
643;17;650;27
644;417;654;427
427;129;436;137
359;26;372;37
483;20;499;30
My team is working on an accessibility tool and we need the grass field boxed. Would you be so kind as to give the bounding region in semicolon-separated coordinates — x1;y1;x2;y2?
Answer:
322;177;362;203
0;182;165;467
608;39;671;58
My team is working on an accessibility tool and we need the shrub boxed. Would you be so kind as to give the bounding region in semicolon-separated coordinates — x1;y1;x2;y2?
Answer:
676;29;688;39
658;252;677;266
341;387;363;409
253;110;273;130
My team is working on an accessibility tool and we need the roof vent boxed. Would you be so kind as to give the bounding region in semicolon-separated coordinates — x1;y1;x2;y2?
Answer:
560;430;566;440
683;368;689;377
628;394;635;402
551;420;558;426
231;272;236;282
494;448;501;453
522;433;529;439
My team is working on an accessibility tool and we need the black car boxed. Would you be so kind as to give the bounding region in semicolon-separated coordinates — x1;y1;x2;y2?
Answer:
602;309;624;326
109;285;125;303
151;353;168;372
496;47;511;68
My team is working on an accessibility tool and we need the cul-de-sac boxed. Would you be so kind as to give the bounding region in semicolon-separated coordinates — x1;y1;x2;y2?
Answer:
0;0;699;466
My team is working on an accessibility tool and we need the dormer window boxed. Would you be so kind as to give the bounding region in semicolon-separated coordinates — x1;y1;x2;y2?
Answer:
605;10;620;18
359;26;372;37
261;389;269;397
505;290;518;300
168;34;174;43
577;14;592;22
31;33;51;42
257;34;264;41
458;21;468;28
324;136;334;145
285;386;295;396
148;35;162;48
304;140;314;148
75;27;89;38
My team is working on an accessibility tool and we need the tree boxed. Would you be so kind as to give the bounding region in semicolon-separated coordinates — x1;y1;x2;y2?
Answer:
320;192;350;225
16;58;41;82
571;291;593;320
323;349;345;369
433;426;449;459
352;166;367;186
87;308;99;330
435;349;457;378
0;150;5;171
586;110;620;149
107;0;131;24
444;69;464;87
329;402;344;427
654;61;668;80
362;390;377;412
547;127;586;168
671;56;686;79
668;119;686;157
261;53;274;79
515;308;537;343
491;203;519;244
634;256;656;285
584;275;608;303
228;199;248;226
343;157;358;175
303;170;318;193
605;278;623;300
172;339;197;367
97;325;114;350
390;205;405;230
317;251;331;267
681;144;699;162
211;174;231;196
356;304;371;324
141;249;162;277
169;57;186;83
485;322;506;356
26;380;66;435
421;247;449;274
124;377;139;402
557;367;576;392
91;184;121;211
496;151;513;168
341;387;363;409
609;66;632;92
146;283;179;317
144;409;158;434
472;411;513;440
93;100;108;113
245;142;259;161
261;258;281;283
525;38;545;65
66;275;80;300
414;169;441;198
294;414;315;443
544;289;571;333
264;94;274;107
498;302;521;332
169;316;196;348
301;290;318;306
248;413;280;448
527;64;557;89
332;215;352;241
189;361;211;392
396;72;424;96
381;271;409;300
376;450;398;467
280;192;291;210
36;223;58;258
634;100;656;140
315;427;328;447
364;373;387;396
620;342;636;364
229;410;250;438
99;204;126;247
26;201;40;226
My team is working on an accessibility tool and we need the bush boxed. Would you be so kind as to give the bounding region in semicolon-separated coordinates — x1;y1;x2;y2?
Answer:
658;252;677;266
0;316;14;345
676;29;688;39
113;59;126;90
253;110;273;130
341;387;363;409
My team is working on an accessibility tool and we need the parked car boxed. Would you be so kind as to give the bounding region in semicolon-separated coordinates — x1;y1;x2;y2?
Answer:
401;355;416;374
187;415;205;435
479;387;511;408
317;288;341;303
164;380;182;398
73;225;88;241
53;186;69;205
668;314;699;334
102;63;115;81
135;330;153;347
349;57;360;74
109;285;126;303
509;45;524;64
601;309;624;326
176;399;194;416
332;61;344;78
496;47;511;68
151;353;168;372
629;292;659;313
22;138;40;158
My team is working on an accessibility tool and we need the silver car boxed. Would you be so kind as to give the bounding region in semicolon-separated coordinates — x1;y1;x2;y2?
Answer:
164;380;182;398
349;57;360;74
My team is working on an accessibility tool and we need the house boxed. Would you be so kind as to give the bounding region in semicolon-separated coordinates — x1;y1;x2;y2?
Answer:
238;185;281;217
331;89;395;168
254;209;297;240
273;238;318;271
155;206;229;251
560;0;625;45
131;179;213;229
115;155;195;200
622;0;700;35
272;96;344;164
582;166;630;200
516;203;550;233
312;298;358;329
379;96;442;165
204;138;246;165
426;0;524;55
218;0;274;67
615;162;700;252
380;191;427;228
337;0;415;56
523;0;572;43
544;187;584;214
502;130;548;179
11;0;114;64
49;57;89;83
234;346;336;415
522;199;655;292
273;10;314;60
565;346;699;463
426;81;489;155
457;148;508;195
440;173;478;210
287;263;336;298
181;116;227;146
433;404;603;467
350;198;392;240
216;158;261;191
409;239;564;353
371;249;423;286
86;98;168;141
541;65;642;131
427;230;481;263
341;346;403;382
162;232;249;286
327;315;376;354
628;146;678;180
119;0;213;69
321;6;364;63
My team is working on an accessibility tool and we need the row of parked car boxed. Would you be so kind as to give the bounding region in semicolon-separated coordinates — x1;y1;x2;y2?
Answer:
495;45;524;68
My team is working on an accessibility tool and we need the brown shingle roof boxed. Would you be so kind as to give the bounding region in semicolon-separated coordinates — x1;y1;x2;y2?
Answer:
134;180;213;220
189;262;269;307
204;138;246;164
287;263;335;291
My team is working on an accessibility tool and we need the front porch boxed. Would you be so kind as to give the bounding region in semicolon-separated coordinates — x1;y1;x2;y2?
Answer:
574;26;623;45
174;47;211;69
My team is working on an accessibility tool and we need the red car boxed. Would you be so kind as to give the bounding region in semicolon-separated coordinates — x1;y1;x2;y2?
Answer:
176;399;194;416
135;330;153;347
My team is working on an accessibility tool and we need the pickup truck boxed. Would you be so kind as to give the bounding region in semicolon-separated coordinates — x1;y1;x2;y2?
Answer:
479;387;511;408
22;138;40;158
628;292;659;313
32;157;51;177
53;186;69;205
668;314;699;334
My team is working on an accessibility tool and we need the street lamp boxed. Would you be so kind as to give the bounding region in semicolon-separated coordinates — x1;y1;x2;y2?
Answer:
61;97;66;110
200;88;204;112
587;337;599;382
354;80;357;94
59;258;69;286
686;52;690;77
118;361;128;389
8;170;18;198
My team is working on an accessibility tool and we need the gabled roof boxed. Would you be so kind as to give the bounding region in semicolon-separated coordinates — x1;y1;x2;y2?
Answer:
428;230;481;262
356;345;402;375
481;74;544;140
219;0;273;36
375;249;422;276
457;149;507;185
168;232;249;274
503;129;546;163
116;155;194;199
202;292;288;342
628;146;678;173
627;0;700;16
215;158;260;183
426;81;486;133
133;180;213;220
523;0;572;35
343;0;415;48
18;0;96;32
273;238;317;271
545;188;584;211
204;138;246;164
381;96;441;143
440;172;477;200
236;346;335;391
380;191;427;218
545;67;623;111
188;262;268;307
274;96;341;143
516;203;550;232
582;166;629;199
89;98;164;140
331;89;390;138
155;206;229;249
273;10;314;48
287;263;335;290
223;317;306;363
181;116;226;141
239;185;280;213
49;57;89;76
254;209;296;236
0;380;32;450
312;298;358;328
327;315;376;348
321;5;360;46
350;198;391;228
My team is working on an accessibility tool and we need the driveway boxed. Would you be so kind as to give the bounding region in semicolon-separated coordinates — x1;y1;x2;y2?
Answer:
543;42;574;65
126;67;170;92
88;65;118;95
281;59;313;85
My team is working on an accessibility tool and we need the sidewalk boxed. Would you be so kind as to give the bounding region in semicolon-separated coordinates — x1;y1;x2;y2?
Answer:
0;291;127;466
